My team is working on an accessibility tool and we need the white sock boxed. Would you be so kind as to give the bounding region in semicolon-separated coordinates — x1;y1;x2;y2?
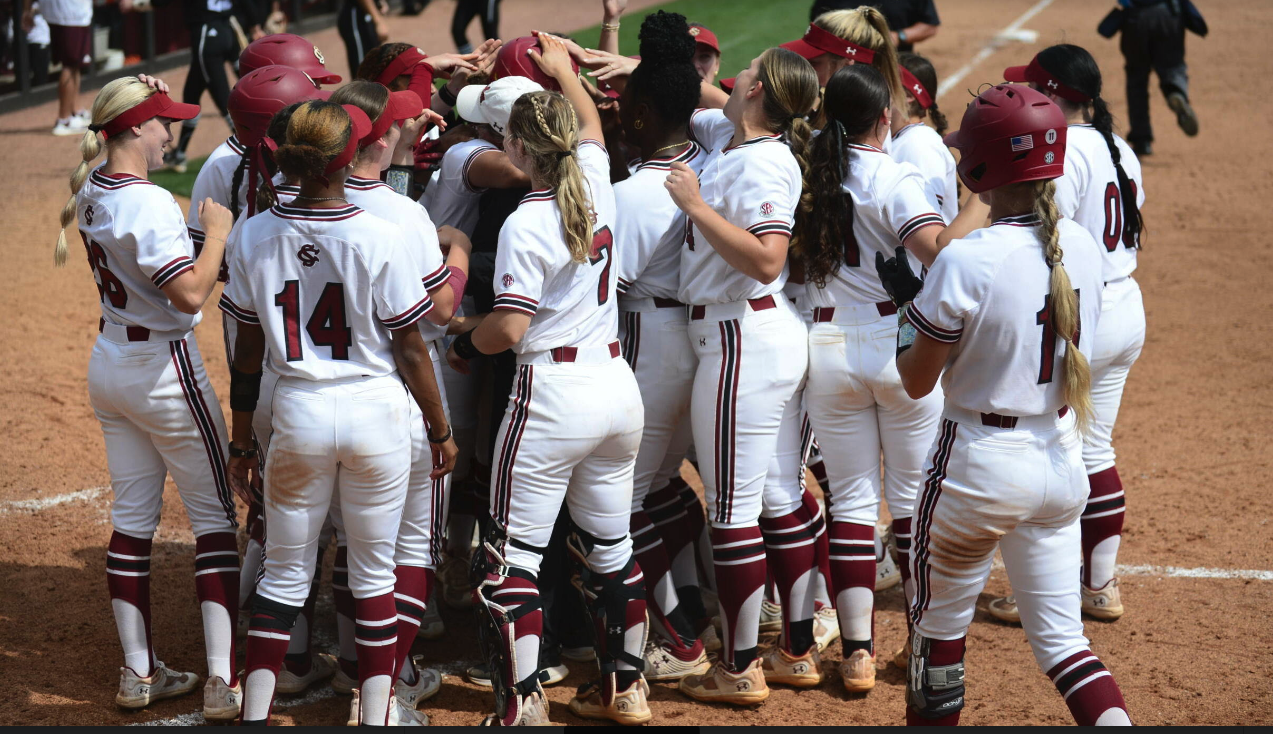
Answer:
359;674;393;725
1088;536;1121;590
200;600;234;684
1094;707;1133;726
112;599;152;676
835;587;874;643
242;668;277;721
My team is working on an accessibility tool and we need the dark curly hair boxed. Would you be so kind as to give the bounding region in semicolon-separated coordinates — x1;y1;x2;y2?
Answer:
898;52;947;136
794;64;891;287
357;42;415;83
626;11;701;129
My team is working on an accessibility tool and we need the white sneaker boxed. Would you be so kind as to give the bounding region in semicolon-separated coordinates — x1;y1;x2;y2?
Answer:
347;688;360;726
540;662;569;686
74;109;92;123
814;606;840;653
332;666;358;695
643;639;711;681
52;117;87;136
396;657;442;709
116;661;201;709
1082;578;1125;620
759;599;783;632
389;697;429;726
875;529;902;591
276;652;337;695
417;591;445;640
202;676;241;722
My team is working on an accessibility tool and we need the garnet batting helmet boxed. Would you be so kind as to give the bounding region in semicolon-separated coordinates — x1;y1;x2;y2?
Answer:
239;33;342;85
943;84;1067;194
229;65;330;146
491;36;579;92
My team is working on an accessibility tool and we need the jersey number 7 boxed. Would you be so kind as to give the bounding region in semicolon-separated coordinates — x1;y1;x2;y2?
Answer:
589;225;614;306
275;280;353;361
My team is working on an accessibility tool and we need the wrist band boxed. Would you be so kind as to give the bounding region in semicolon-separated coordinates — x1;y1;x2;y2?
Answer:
452;329;482;360
438;84;458;107
603;22;621;31
229;365;262;412
229;443;258;459
896;304;917;356
427;425;453;444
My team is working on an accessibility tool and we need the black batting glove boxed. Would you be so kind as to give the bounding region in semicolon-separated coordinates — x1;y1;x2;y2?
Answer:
875;246;924;308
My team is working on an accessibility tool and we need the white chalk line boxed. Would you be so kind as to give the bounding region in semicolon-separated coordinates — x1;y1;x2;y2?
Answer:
936;0;1056;100
988;559;1273;582
0;486;109;515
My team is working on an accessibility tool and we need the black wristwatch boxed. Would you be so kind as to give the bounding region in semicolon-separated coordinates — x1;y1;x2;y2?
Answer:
229;443;258;459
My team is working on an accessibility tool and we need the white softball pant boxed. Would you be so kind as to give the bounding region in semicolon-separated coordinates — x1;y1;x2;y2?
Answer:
910;408;1092;671
88;335;237;539
1082;276;1145;474
255;374;411;606
396;342;452;569
490;353;644;576
805;306;943;525
688;297;808;529
619;302;696;511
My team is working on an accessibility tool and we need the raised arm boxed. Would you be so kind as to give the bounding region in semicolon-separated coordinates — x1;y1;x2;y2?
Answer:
530;32;603;145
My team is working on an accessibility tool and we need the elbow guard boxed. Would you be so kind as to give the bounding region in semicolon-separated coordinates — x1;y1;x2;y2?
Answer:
229;365;263;412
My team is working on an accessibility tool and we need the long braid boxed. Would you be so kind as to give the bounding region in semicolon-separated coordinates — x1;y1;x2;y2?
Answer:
1034;180;1093;431
57;128;102;266
511;92;594;263
1090;97;1143;248
229;153;248;221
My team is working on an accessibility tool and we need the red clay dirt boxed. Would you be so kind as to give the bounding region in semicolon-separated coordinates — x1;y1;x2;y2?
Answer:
1;0;1271;726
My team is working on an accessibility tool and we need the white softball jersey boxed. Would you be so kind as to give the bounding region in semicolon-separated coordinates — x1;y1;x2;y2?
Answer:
77;167;201;335
345;175;450;342
186;135;245;238
679;108;801;305
492;139;618;356
803;142;945;308
614;141;706;301
891;122;958;223
1054;124;1145;282
219;202;433;381
420;138;498;237
909;215;1104;417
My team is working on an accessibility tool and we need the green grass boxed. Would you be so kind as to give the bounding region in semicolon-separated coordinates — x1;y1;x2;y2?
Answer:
570;0;811;82
150;0;804;198
150;154;208;199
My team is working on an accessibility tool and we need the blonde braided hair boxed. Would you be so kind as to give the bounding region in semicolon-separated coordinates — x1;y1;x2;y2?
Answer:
1034;179;1094;432
509;91;596;263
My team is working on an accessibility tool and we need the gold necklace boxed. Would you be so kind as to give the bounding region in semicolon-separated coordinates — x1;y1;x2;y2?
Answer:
650;140;691;157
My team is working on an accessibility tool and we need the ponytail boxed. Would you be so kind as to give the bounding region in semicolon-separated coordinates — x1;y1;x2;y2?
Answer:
57;129;102;265
795;119;852;286
1090;97;1143;248
1034;179;1094;432
784;115;814;179
756;47;820;178
229;153;248;221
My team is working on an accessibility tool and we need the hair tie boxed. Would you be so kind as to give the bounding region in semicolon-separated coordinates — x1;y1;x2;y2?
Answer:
88;123;103;133
556;150;572;160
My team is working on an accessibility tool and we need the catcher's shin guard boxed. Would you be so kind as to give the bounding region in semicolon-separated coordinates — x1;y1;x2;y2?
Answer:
907;632;966;725
567;530;648;706
473;530;546;726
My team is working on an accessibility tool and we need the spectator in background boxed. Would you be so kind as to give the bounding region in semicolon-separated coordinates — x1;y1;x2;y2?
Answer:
22;2;54;87
1108;0;1202;156
339;0;389;78
22;0;93;135
689;23;720;85
451;0;501;54
810;0;939;53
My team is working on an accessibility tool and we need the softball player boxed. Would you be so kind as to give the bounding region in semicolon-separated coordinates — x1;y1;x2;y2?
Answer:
663;47;820;703
331;79;465;714
186;35;339;236
795;63;948;694
612;10;711;681
58;76;242;720
445;34;648;726
220;100;456;726
890;83;1131;726
893;52;957;223
989;45;1146;624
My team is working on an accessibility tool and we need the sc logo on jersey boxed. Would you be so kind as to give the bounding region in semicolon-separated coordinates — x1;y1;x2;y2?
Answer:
502;273;515;288
297;244;320;268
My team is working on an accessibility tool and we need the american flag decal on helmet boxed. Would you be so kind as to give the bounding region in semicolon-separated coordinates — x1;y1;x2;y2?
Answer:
1010;135;1034;152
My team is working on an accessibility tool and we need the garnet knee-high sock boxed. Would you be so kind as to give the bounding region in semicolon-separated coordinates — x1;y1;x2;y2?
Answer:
355;593;399;725
800;489;832;610
631;510;695;647
905;637;964;726
242;604;296;724
1081;468;1125;589
392;564;434;682
332;546;358;680
645;478;706;622
106;531;154;676
1048;650;1131;725
194;532;240;686
759;507;820;655
829;521;876;654
711;525;767;670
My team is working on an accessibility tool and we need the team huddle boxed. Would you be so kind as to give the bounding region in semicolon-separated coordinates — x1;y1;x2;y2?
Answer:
59;2;1147;727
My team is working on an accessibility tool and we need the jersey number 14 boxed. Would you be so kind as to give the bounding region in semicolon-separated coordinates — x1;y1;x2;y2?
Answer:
275;280;353;361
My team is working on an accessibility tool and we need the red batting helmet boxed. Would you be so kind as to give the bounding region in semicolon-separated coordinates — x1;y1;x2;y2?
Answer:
239;33;342;85
229;65;329;146
943;84;1067;194
491;36;578;92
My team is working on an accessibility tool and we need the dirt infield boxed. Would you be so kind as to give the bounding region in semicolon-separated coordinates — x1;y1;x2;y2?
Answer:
1;0;1271;726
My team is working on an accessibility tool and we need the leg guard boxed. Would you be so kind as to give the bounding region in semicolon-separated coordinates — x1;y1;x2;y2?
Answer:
907;633;966;723
567;529;648;705
473;531;545;727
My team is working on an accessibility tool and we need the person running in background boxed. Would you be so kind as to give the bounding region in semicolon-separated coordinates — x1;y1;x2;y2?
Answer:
451;0;501;54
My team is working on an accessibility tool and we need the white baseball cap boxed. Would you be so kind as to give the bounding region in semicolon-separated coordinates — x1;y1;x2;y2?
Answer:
455;76;545;137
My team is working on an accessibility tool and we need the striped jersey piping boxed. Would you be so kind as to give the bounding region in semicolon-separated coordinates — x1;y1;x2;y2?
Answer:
993;214;1042;227
848;143;886;154
345;176;392;191
723;133;782;153
520;188;555;205
90;170;153;189
270;202;363;221
637;141;702;171
226;135;246;155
